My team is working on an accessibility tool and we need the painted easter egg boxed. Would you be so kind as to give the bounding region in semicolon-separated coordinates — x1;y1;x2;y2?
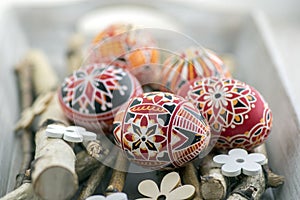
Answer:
113;92;211;169
90;23;160;85
58;63;143;133
179;77;272;150
161;47;231;93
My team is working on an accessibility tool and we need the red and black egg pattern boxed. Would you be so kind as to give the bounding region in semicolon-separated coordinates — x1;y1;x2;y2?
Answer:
181;77;272;150
113;92;211;169
58;63;143;133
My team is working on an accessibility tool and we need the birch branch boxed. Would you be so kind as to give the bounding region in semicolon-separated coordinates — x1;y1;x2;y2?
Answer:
77;147;117;200
0;183;40;200
31;94;78;200
14;58;34;189
27;50;59;95
253;144;284;188
105;153;128;195
75;150;101;182
227;171;265;200
181;162;203;200
199;152;227;200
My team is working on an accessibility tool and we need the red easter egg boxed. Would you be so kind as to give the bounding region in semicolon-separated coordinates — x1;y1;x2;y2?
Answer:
179;77;272;150
161;47;231;93
90;23;160;85
58;63;143;133
113;92;211;169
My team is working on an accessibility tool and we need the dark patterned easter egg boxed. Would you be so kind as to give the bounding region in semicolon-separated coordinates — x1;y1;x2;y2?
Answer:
113;92;211;169
58;63;143;133
179;77;272;150
90;23;160;85
161;47;230;93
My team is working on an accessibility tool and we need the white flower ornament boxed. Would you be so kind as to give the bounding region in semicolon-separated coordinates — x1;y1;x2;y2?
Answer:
45;124;97;143
85;192;128;200
213;148;267;177
137;172;195;200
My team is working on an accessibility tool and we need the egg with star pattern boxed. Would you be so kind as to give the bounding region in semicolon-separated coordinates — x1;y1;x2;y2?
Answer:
58;63;143;133
113;92;211;169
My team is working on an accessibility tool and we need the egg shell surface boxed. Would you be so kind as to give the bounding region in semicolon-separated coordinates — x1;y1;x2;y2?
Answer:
113;92;211;169
58;63;143;133
180;77;272;150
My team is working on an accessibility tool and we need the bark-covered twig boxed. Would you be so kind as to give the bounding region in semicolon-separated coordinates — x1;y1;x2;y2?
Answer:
27;50;59;95
75;150;101;182
14;60;34;188
0;183;40;200
105;152;129;195
199;152;227;200
14;129;34;189
253;144;284;188
83;138;112;160
78;147;118;200
26;49;79;200
14;92;54;131
181;162;203;200
227;171;265;200
31;94;78;200
78;164;108;200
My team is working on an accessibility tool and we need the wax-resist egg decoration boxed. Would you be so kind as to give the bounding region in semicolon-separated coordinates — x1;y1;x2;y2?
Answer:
180;77;272;150
58;63;143;133
90;23;160;85
161;47;230;93
113;92;211;169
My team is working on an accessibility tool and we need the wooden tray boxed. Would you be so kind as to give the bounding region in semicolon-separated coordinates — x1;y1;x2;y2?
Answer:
0;1;298;199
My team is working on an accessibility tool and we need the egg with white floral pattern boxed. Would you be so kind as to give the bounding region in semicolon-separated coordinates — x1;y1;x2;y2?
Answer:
113;92;211;169
178;77;272;150
58;63;143;133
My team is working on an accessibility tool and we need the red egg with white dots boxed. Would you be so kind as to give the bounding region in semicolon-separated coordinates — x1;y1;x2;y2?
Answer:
178;77;272;150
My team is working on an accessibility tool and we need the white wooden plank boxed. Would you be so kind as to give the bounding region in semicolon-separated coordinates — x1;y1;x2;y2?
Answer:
0;8;29;196
234;12;300;200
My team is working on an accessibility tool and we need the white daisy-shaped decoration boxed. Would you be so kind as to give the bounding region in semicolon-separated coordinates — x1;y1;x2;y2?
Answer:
45;124;97;143
137;172;195;200
213;148;267;177
85;192;128;200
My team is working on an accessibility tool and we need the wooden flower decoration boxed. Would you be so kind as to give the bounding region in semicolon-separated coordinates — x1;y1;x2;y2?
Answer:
85;192;128;200
137;172;195;200
213;148;267;177
45;125;97;143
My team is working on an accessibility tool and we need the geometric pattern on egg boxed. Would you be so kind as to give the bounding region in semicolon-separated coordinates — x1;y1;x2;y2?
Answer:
113;92;211;169
58;63;143;133
161;47;231;93
186;77;272;150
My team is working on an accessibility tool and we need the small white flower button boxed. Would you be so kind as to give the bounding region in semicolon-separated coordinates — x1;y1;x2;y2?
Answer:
63;127;84;143
85;192;128;200
213;148;266;177
45;124;66;138
45;125;97;143
85;195;105;200
137;172;195;200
